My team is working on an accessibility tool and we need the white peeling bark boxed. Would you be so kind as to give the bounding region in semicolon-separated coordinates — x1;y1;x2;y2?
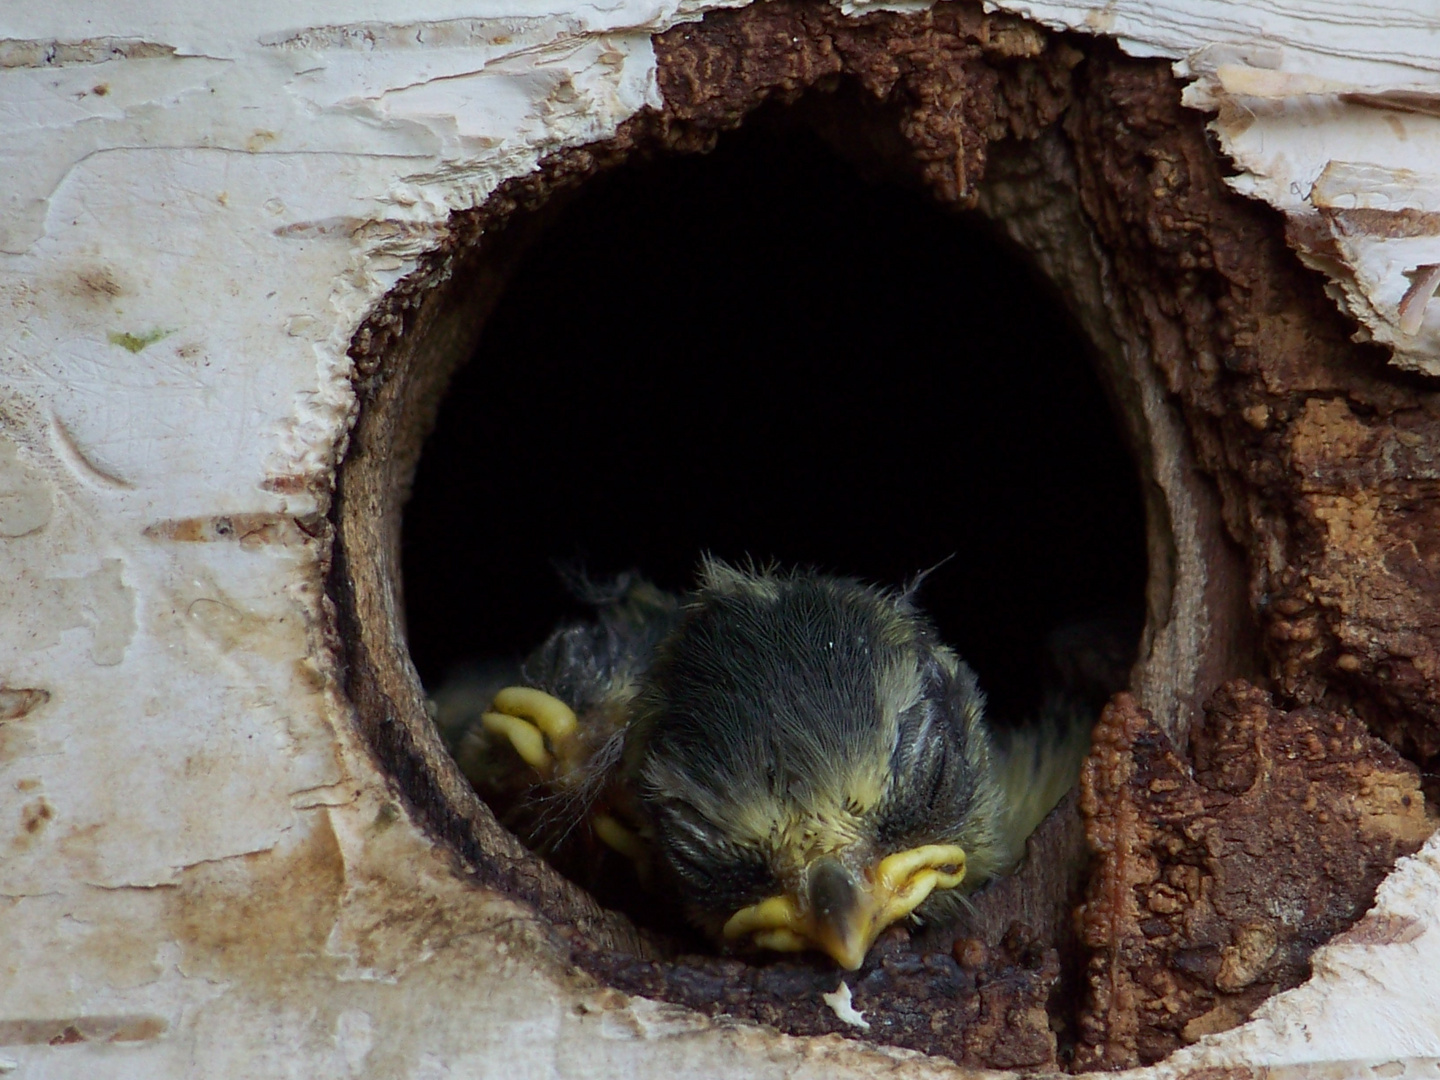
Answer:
998;0;1440;374
2;2;1438;1077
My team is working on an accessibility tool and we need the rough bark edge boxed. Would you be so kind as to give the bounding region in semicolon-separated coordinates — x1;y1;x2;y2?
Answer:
1076;684;1434;1069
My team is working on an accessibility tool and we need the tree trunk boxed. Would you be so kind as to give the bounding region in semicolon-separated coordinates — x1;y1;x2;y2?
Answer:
3;2;1439;1077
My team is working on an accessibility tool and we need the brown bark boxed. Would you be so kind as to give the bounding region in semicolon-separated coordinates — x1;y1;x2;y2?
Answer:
1076;684;1433;1069
579;924;1059;1069
1061;58;1440;765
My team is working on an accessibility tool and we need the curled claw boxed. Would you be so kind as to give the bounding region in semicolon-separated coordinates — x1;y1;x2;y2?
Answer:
874;844;966;921
592;813;645;862
481;710;552;770
482;686;579;773
492;686;577;741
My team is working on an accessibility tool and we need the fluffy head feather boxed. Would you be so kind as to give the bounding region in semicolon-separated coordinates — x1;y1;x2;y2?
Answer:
626;559;1022;934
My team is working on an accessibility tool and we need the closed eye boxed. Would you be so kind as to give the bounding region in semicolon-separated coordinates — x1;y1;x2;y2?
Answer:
874;715;950;847
655;800;778;911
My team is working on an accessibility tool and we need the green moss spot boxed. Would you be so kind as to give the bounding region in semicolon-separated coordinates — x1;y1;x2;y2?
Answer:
108;328;172;353
372;802;400;832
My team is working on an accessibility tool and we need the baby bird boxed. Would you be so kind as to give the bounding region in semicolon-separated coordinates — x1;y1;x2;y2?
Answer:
439;559;1090;970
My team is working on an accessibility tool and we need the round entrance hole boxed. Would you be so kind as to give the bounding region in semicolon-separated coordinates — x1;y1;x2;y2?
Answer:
330;4;1439;1072
403;108;1147;961
394;106;1152;1061
401;112;1148;728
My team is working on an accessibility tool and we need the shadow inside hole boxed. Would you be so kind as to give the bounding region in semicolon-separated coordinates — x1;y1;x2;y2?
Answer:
404;115;1146;718
401;112;1147;938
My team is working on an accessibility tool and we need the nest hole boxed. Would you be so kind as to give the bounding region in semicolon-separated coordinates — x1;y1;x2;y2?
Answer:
332;4;1438;1071
391;99;1147;1065
401;110;1148;727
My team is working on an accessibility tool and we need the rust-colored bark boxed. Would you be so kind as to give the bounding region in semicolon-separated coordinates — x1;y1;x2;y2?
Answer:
1076;685;1433;1069
1064;58;1440;768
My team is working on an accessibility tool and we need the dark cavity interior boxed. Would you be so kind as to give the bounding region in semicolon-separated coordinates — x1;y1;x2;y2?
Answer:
401;113;1147;725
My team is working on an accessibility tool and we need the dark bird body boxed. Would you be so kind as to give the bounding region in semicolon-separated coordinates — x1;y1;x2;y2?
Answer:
437;560;1092;969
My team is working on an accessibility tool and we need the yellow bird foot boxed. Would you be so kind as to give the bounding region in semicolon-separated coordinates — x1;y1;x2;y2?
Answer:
482;686;579;776
482;687;650;878
592;812;652;882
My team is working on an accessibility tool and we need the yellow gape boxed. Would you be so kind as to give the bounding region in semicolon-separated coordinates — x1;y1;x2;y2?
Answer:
722;844;967;970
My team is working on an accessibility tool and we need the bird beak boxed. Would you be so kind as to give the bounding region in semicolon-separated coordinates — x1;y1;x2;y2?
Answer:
722;844;967;970
808;856;882;970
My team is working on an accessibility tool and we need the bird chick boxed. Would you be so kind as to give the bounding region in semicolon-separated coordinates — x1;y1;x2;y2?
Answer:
462;559;1090;970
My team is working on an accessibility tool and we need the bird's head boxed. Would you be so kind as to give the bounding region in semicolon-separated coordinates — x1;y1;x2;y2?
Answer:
627;560;1010;969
